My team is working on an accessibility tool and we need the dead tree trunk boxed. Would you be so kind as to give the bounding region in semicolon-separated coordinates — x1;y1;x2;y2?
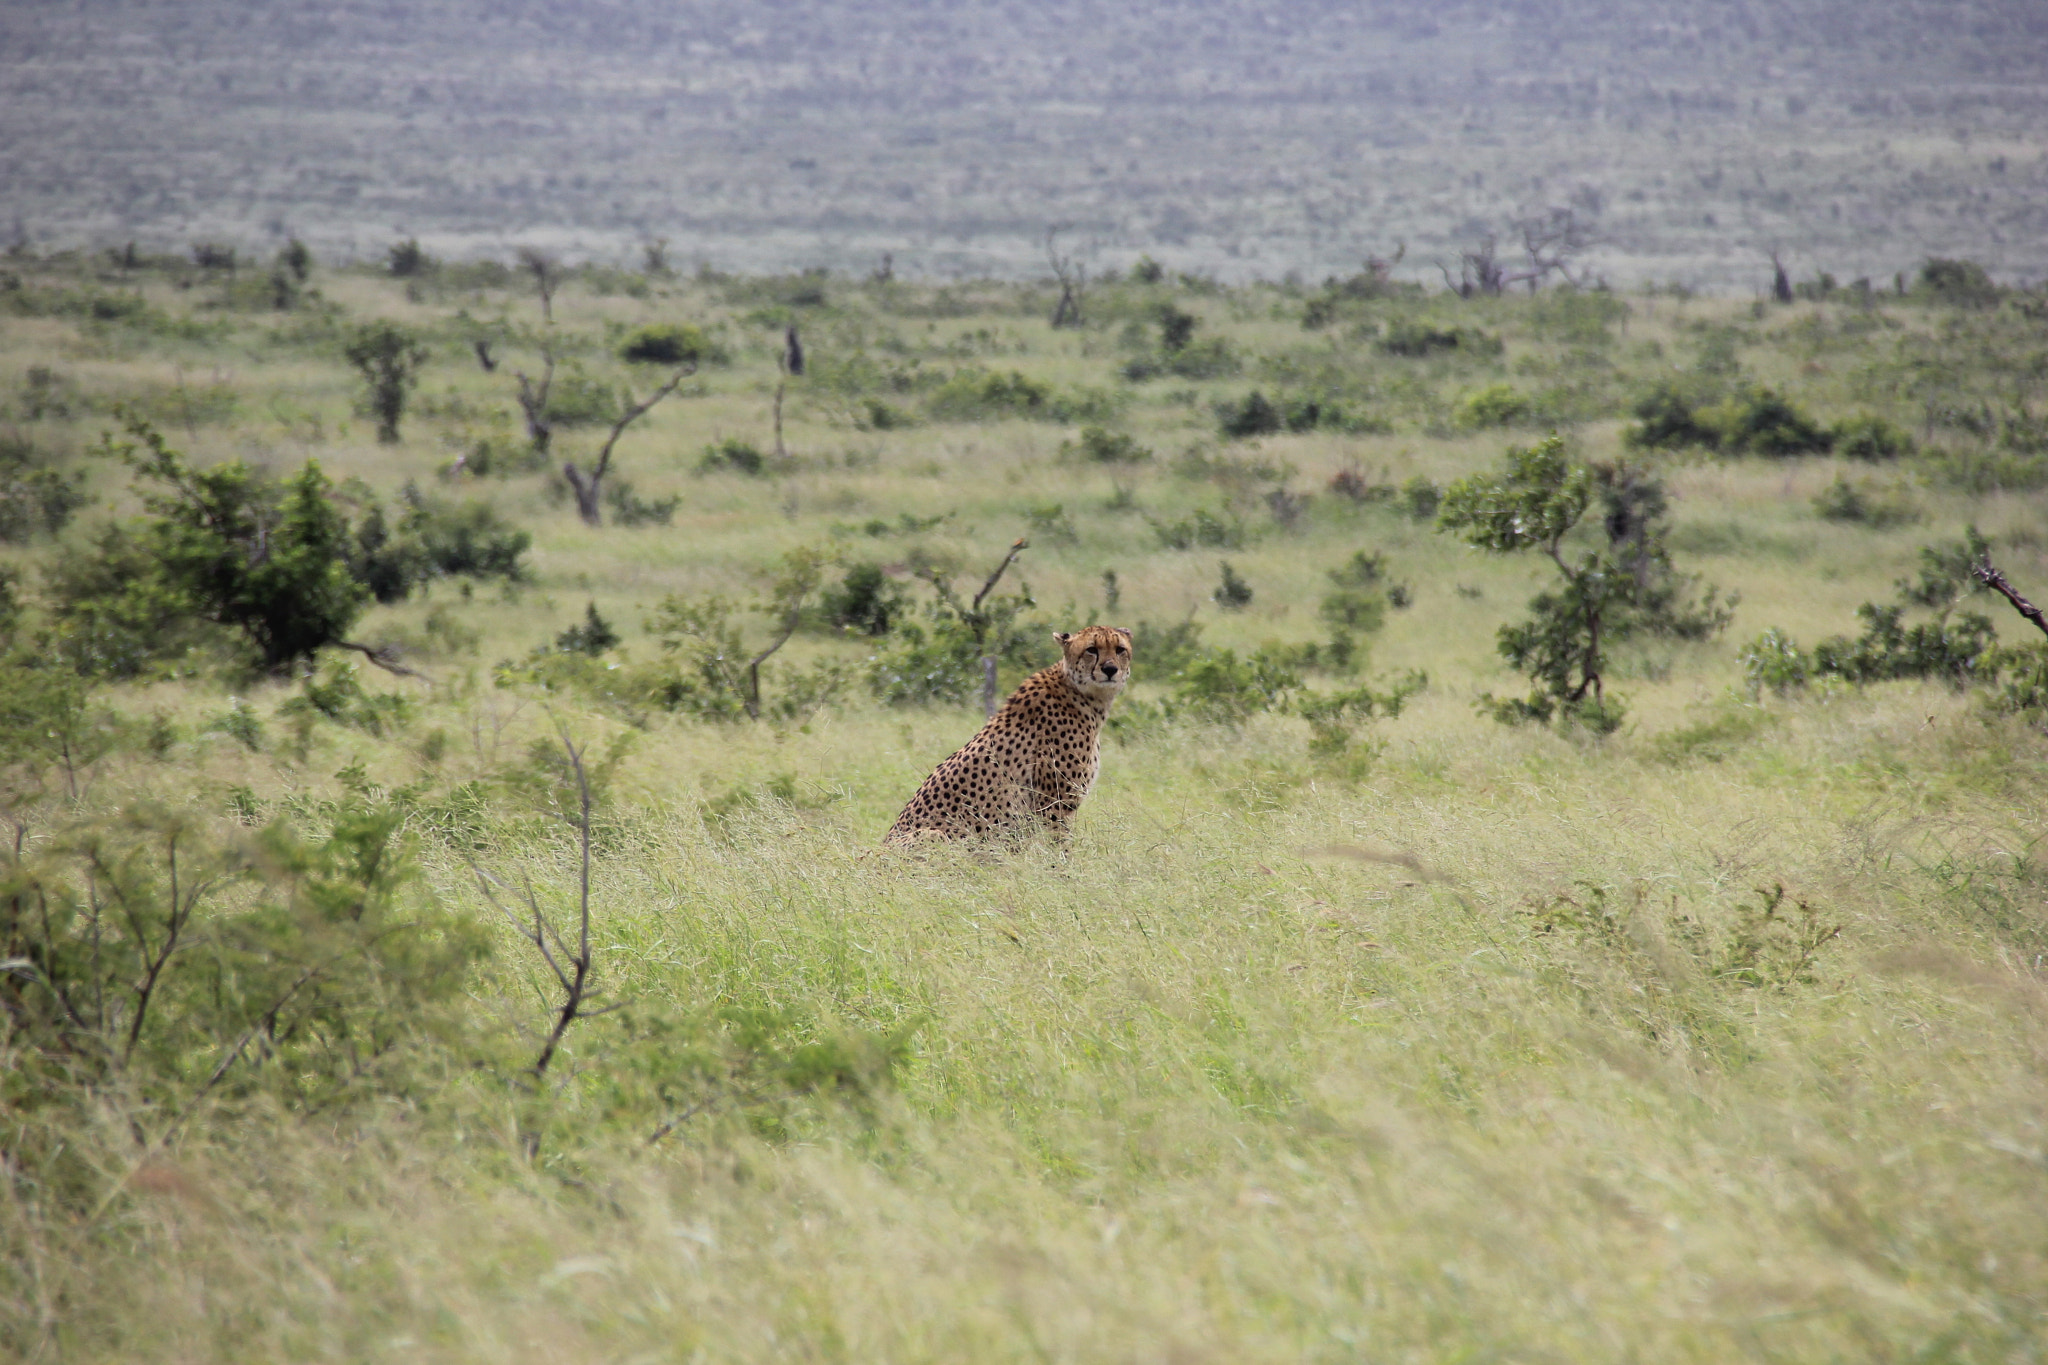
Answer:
772;325;803;461
1770;251;1794;303
1046;227;1087;329
561;364;695;526
514;346;555;454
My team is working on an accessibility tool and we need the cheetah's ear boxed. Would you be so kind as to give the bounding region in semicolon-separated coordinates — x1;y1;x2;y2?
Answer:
1112;626;1132;643
1053;631;1073;648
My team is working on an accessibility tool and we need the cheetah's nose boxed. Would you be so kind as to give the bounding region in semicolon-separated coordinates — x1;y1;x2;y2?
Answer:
1102;663;1119;679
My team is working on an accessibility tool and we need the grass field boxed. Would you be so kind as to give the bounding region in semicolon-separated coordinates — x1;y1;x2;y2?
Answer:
2;250;2046;1362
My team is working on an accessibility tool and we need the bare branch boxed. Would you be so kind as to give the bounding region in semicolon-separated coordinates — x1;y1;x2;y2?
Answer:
335;639;431;681
972;538;1031;615
1045;226;1088;328
1974;560;2048;640
562;363;696;527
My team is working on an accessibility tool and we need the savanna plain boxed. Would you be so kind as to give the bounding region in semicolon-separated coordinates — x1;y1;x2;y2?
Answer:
2;245;2047;1363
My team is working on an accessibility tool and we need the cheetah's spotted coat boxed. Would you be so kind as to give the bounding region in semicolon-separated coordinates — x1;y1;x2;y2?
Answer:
883;626;1132;846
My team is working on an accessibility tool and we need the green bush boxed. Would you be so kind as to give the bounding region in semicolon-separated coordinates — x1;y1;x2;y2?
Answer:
1217;391;1281;438
819;563;909;636
1626;382;1833;457
699;437;766;475
70;420;370;673
1061;426;1152;464
0;798;488;1121
1626;381;1723;451
1379;320;1500;357
1917;257;2000;308
1151;508;1245;550
1811;476;1919;527
0;430;90;541
542;367;621;428
343;322;429;444
1456;383;1536;429
1212;561;1254;610
556;602;621;655
1715;387;1834;457
1832;415;1915;461
618;323;711;366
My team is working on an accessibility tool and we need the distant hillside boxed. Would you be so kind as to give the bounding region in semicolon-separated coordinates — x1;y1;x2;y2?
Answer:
3;0;2045;286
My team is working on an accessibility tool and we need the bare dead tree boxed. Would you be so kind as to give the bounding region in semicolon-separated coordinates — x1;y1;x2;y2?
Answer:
1442;235;1508;297
1974;560;2048;640
772;324;803;461
517;247;561;323
513;349;555;454
561;364;696;526
507;252;564;454
1046;227;1088;329
1515;207;1598;291
1769;250;1794;303
917;538;1031;715
472;727;617;1157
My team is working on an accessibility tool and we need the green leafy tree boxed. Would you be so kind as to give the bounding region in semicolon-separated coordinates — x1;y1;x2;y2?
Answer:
343;322;430;443
1438;436;1652;731
63;420;372;674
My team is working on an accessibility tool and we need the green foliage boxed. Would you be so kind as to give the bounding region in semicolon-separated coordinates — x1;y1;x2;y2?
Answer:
1811;476;1919;527
1626;381;1833;456
343;321;429;443
700;437;766;475
1527;881;1838;992
867;554;1043;708
556;602;621;655
352;487;531;604
1713;385;1835;456
1215;390;1338;438
1440;436;1729;731
85;420;369;673
618;323;710;366
542;366;621;428
1456;383;1537;428
1832;414;1915;461
1754;530;2006;692
819;562;909;636
1916;257;2000;308
1295;671;1426;760
637;552;849;723
1379;320;1500;357
0;800;488;1125
1212;560;1254;610
1172;648;1303;722
387;238;433;277
1151;507;1246;550
1216;390;1280;437
0;430;90;541
604;480;680;527
1625;380;1723;451
279;659;413;736
926;368;1049;420
1060;425;1152;464
1740;628;1811;698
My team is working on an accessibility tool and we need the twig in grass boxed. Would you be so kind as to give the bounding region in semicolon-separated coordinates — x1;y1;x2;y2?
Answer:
471;725;619;1155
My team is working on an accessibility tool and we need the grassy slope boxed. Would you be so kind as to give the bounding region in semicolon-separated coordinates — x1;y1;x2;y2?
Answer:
3;258;2046;1362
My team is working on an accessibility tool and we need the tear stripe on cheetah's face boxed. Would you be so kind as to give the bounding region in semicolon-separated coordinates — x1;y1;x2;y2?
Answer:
1056;624;1132;709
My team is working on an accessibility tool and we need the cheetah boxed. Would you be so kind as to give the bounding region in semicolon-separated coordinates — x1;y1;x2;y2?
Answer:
884;625;1132;847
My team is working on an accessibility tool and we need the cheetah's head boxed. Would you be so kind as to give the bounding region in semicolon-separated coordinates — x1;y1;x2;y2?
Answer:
1054;625;1133;703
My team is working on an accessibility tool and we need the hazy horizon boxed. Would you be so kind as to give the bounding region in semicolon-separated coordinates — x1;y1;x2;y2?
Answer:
4;0;2045;289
